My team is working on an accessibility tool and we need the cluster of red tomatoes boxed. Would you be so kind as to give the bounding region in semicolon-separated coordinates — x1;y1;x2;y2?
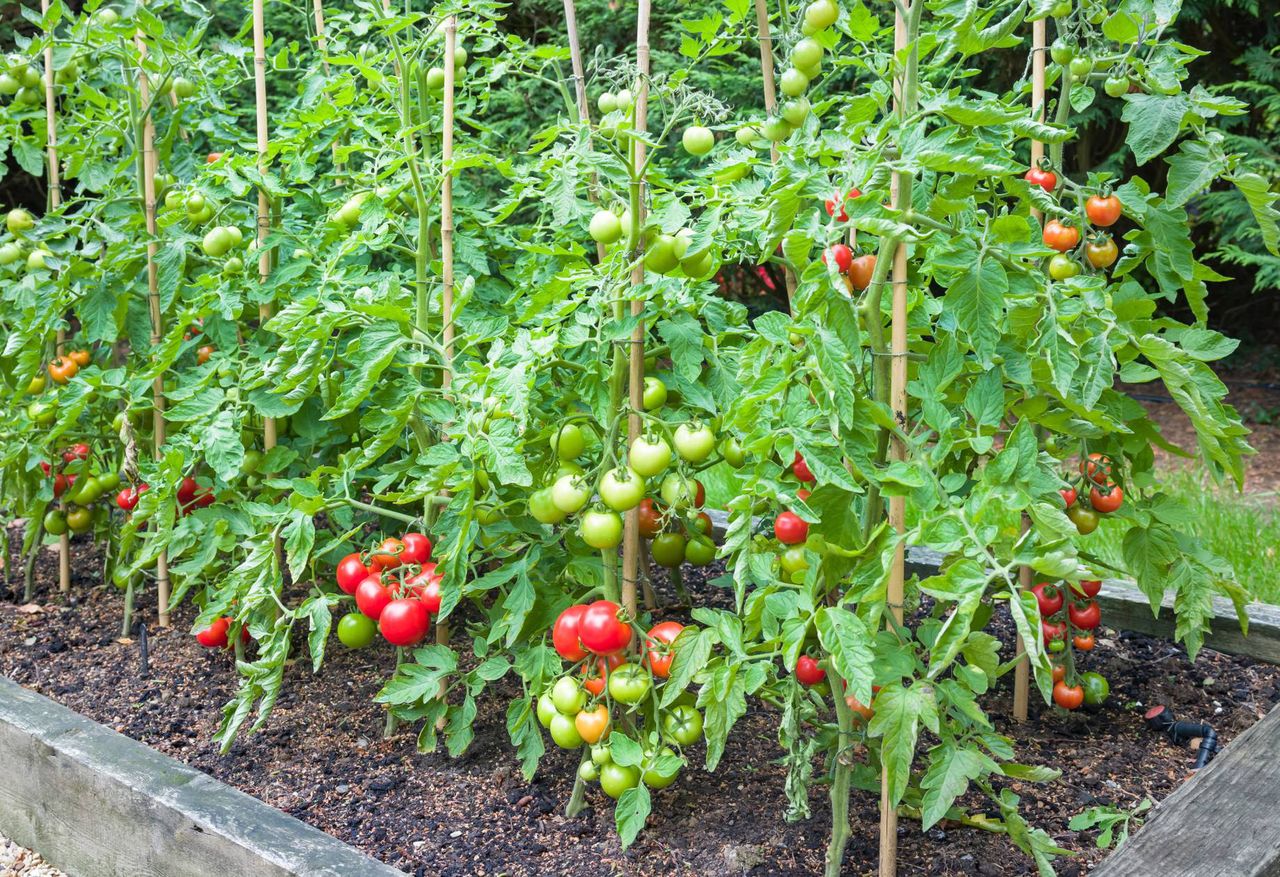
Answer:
1027;164;1124;278
195;614;250;649
39;443;119;537
332;532;441;649
1033;578;1109;710
1061;452;1124;536
537;602;701;799
822;187;877;292
529;410;728;570
772;452;815;571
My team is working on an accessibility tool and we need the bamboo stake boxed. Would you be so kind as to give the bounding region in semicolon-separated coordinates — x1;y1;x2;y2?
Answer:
135;25;171;626
1012;16;1046;726
252;0;275;454
620;0;651;619
753;0;796;302
436;15;458;652
879;3;915;874
563;0;606;267
41;0;72;596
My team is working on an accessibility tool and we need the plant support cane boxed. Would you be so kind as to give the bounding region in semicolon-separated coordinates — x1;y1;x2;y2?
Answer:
42;0;72;596
1012;14;1047;726
134;22;171;627
753;0;796;302
252;0;276;456
436;13;458;670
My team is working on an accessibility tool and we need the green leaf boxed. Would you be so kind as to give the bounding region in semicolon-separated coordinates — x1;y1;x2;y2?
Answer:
615;784;651;848
920;743;995;829
867;681;937;806
1121;93;1190;165
815;606;874;704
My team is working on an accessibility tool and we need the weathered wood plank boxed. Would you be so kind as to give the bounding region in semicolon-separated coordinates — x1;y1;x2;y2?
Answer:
1092;701;1280;877
0;677;402;877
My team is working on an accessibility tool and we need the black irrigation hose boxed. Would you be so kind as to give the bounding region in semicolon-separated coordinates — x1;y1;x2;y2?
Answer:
1145;705;1219;769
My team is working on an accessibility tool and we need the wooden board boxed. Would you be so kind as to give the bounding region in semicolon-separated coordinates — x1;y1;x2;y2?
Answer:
1092;701;1280;877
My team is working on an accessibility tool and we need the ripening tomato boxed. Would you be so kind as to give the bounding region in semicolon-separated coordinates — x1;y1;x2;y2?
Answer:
47;357;78;384
645;621;684;678
552;604;589;661
1048;253;1080;280
1053;680;1085;710
1067;504;1100;535
1025;166;1058;192
1061;487;1077;508
369;537;405;570
1051;663;1066;683
848;254;876;291
1068;599;1101;630
379;598;431;646
822;244;853;274
578;600;632;655
1085;193;1122;227
1086;236;1118;268
575;704;611;744
400;532;433;565
1073;633;1095;651
582;653;624;696
1090;484;1123;513
795;655;826;686
1080;453;1111;486
68;349;91;367
336;553;370;594
774;511;808;545
824;187;861;221
196;345;214;365
62;442;90;463
792;452;815;483
355;575;393;620
1043;219;1080;253
636;498;664;538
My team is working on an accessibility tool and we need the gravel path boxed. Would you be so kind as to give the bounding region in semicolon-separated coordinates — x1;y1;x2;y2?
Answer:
0;834;65;876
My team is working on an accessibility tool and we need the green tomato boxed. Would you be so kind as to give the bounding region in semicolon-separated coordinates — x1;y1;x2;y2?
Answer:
43;509;67;536
551;474;592;515
779;68;810;98
552;423;585;460
682;125;715;157
577;760;599;782
650;532;686;568
579;507;624;549
550;676;587;715
684;534;716;566
20;67;40;89
735;125;762;147
15;86;39;105
629;435;672;478
598;467;646;512
25;250;47;272
529;487;567;525
781;96;810;127
185;191;206;214
0;243;22;265
680;246;715;279
549;712;584;749
1050;0;1073;16
644;234;681;274
599;762;640;799
202;226;233;258
240;449;264;477
1081;671;1110;707
720;436;746;468
803;0;839;32
1104;76;1129;98
780;546;809;575
27;402;56;426
337;613;377;648
662;704;704;745
614;88;633;109
673;422;716;463
641;376;667;411
1069;56;1093;79
25;375;45;394
172;76;195;99
762;116;793;143
607;663;652;704
1048;254;1081;280
163;190;185;211
554;460;585;480
591;743;613;766
790;37;823;70
659;473;699;510
642;746;681;790
597;91;617;115
334;191;370;227
72;476;104;505
536;694;558;729
1048;638;1066;653
6;208;33;235
0;73;17;95
1050;39;1074;65
589;209;623;245
96;471;121;491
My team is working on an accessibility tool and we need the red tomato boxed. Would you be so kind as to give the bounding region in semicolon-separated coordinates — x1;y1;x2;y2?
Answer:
410;576;442;614
645;621;684;679
552;604;589;661
1085;193;1122;227
355;575;393;620
176;476;198;506
1051;663;1066;683
195;617;231;648
39;461;51;475
792;452;815;484
1024;167;1057;192
1089;484;1123;513
62;443;90;462
848;254;876;291
336;553;370;595
379;598;430;646
796;488;811;501
774;511;808;545
1080;453;1111;486
1043;219;1080;252
53;474;69;498
823;244;853;274
1060;487;1077;508
369;537;405;570
637;498;664;538
578;600;633;655
1070;579;1102;598
1068;599;1101;630
795;655;826;686
1053;680;1084;710
1031;582;1063;616
1042;620;1067;644
824;187;861;221
116;487;140;512
400;532;433;565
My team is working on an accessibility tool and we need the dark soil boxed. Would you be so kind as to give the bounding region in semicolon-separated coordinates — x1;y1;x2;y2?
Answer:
2;531;1278;877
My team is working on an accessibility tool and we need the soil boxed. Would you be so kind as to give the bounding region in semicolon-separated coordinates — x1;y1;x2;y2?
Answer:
2;531;1278;877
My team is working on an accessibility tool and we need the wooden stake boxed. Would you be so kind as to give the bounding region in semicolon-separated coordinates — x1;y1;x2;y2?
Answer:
563;0;607;267
134;24;170;626
41;0;72;596
752;0;796;301
879;4;913;874
436;15;458;651
252;0;275;454
620;0;651;619
1012;16;1046;725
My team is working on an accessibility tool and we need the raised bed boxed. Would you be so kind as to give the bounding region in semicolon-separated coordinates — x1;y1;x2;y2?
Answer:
0;676;401;877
